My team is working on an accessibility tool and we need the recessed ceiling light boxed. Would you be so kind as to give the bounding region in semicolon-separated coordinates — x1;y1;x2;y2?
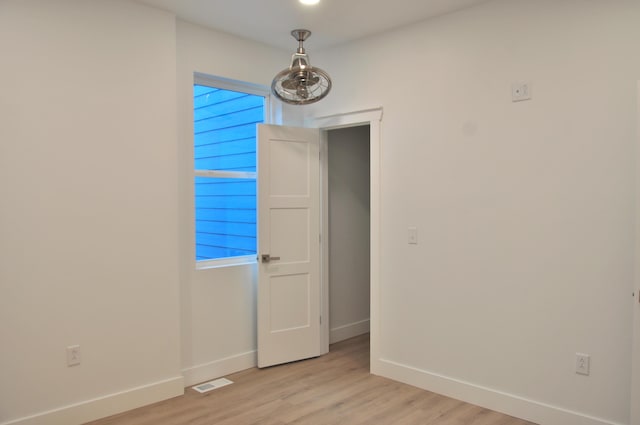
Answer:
299;0;320;5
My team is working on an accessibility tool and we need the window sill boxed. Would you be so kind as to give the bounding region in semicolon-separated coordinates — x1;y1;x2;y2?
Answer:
196;255;257;270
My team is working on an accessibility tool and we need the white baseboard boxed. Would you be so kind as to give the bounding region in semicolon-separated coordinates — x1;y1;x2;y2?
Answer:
330;319;370;344
375;358;624;425
181;350;256;387
1;376;184;425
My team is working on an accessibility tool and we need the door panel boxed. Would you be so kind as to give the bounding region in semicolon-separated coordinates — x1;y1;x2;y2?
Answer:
268;140;310;196
270;208;310;262
269;274;311;331
257;124;321;368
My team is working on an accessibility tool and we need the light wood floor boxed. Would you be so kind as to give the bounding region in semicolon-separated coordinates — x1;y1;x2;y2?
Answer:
87;334;536;425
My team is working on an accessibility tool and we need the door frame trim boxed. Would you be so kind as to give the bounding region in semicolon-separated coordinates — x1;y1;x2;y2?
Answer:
307;107;383;372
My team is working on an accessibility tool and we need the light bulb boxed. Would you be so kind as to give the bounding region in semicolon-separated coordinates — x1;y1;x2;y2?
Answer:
299;0;320;5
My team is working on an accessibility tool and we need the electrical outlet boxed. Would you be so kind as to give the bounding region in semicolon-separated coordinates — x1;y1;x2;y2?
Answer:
67;345;81;367
511;82;532;102
576;353;590;376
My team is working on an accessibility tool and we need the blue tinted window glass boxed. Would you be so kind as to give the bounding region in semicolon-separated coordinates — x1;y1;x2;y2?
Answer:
194;177;257;261
194;86;263;173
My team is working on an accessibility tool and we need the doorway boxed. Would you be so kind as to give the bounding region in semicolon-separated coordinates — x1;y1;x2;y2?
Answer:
256;107;381;369
327;126;371;346
310;107;382;371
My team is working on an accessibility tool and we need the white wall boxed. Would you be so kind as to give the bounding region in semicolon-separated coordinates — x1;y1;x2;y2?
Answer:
0;1;182;424
328;126;371;343
308;1;640;424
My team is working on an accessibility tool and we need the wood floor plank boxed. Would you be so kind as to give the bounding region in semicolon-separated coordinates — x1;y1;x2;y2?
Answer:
86;334;537;425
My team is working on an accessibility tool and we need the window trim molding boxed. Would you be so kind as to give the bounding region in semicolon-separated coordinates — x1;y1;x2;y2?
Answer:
194;170;257;179
196;254;257;270
194;72;271;102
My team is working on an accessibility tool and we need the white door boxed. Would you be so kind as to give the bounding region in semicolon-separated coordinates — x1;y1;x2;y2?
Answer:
257;124;322;368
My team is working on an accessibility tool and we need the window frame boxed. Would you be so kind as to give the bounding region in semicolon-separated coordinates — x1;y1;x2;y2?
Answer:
193;73;272;269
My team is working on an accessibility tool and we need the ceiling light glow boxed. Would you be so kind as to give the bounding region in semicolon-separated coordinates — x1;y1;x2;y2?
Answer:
299;0;320;5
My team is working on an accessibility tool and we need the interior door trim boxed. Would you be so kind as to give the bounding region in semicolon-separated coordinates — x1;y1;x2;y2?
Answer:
308;107;383;372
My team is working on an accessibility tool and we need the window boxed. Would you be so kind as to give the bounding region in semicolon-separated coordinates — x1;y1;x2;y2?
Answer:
193;75;268;267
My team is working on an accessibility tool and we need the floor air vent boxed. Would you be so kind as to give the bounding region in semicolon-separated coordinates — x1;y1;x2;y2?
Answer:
192;378;234;394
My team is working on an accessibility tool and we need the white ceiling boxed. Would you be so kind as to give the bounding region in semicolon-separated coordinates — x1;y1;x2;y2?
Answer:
135;0;492;50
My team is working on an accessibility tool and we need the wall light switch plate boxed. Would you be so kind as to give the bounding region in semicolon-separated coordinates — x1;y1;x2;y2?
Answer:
408;227;418;244
67;345;81;367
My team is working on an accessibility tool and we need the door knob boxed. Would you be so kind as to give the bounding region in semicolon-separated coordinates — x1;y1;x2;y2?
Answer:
261;254;281;263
